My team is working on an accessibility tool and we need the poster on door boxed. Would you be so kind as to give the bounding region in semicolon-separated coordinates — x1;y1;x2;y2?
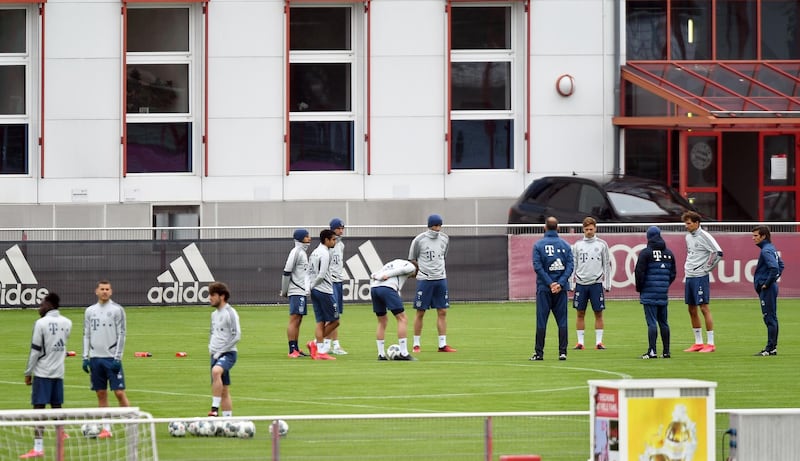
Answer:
627;397;708;461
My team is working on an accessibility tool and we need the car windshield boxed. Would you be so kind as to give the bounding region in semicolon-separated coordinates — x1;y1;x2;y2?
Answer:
606;183;692;217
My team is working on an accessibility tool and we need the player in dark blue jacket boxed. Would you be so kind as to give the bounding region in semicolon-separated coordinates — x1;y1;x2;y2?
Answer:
634;226;677;359
751;225;784;356
531;217;574;361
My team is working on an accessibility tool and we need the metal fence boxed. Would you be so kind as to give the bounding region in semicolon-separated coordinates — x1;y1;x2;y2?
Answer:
1;222;796;242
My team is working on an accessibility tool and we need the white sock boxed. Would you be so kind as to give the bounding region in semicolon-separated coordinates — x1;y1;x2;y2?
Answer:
438;335;447;348
399;338;408;355
34;438;43;452
706;331;714;345
222;411;232;417
596;329;604;345
413;335;421;347
693;328;703;344
376;339;385;356
333;340;341;349
317;342;327;353
212;396;221;408
323;339;332;350
577;330;585;345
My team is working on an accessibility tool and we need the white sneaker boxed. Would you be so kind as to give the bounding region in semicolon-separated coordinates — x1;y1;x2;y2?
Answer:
332;347;348;355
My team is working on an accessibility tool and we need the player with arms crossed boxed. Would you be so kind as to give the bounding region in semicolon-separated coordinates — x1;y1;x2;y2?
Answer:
21;293;72;459
208;281;241;417
409;214;456;353
681;211;723;353
82;280;129;438
371;259;419;361
280;229;311;358
306;229;339;360
570;217;611;350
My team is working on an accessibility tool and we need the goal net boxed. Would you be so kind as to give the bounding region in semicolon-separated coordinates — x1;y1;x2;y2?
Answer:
0;407;158;461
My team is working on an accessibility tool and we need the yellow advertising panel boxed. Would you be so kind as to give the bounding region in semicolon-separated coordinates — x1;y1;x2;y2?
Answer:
627;397;707;461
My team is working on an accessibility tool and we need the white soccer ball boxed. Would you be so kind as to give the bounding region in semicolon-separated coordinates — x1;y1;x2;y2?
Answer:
186;420;200;436
211;420;227;437
81;423;101;438
223;421;241;438
238;420;257;439
196;420;215;437
386;344;402;360
168;421;186;437
267;419;287;437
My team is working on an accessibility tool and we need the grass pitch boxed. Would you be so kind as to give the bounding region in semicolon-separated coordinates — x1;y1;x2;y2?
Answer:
0;298;796;460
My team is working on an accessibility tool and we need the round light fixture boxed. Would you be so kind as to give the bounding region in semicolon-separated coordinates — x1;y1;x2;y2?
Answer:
556;74;575;97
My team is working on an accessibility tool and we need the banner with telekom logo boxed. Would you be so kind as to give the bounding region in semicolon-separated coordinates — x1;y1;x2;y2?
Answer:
509;232;797;300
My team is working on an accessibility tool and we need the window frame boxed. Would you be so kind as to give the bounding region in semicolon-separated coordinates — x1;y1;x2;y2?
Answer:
121;0;207;176
0;4;40;177
446;0;530;173
285;0;368;175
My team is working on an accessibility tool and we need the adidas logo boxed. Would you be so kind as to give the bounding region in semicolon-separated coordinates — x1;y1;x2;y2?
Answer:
147;243;215;304
342;240;384;302
548;258;566;272
0;244;49;307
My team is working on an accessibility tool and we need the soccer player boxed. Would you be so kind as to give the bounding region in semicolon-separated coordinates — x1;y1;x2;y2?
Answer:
635;226;677;359
208;281;241;417
280;229;311;358
531;216;574;361
570;217;611;350
82;280;129;438
306;229;339;360
370;259;419;361
409;214;456;353
751;225;784;357
21;293;72;459
681;211;723;353
326;218;348;355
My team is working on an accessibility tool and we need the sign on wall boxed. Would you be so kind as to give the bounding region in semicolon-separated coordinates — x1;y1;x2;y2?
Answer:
509;233;796;300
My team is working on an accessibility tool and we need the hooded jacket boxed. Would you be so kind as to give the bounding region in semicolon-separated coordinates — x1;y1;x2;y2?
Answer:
635;226;677;306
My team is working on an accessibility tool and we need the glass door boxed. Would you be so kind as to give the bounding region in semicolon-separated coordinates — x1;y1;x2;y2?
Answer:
759;133;799;221
680;132;722;220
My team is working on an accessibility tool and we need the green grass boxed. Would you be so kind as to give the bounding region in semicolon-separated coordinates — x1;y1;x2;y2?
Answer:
0;299;796;460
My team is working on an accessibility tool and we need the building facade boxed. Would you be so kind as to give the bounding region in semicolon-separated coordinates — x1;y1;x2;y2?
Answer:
0;0;797;228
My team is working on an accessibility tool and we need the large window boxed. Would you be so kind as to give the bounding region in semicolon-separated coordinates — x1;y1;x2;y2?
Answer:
627;0;800;61
0;8;29;174
288;6;359;172
449;5;519;170
125;6;197;174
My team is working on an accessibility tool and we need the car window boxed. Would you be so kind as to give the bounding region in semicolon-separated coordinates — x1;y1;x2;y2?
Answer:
546;183;581;210
607;192;669;216
578;185;608;215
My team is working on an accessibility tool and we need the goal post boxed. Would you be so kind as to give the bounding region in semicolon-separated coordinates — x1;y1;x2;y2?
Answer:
0;407;158;461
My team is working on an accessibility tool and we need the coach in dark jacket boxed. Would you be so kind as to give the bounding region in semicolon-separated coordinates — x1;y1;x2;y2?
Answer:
635;226;677;359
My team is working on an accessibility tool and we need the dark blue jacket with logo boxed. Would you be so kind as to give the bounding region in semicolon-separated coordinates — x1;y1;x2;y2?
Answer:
532;230;574;292
753;240;784;293
634;233;677;306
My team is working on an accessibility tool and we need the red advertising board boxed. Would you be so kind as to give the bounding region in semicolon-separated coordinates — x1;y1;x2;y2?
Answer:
509;232;796;300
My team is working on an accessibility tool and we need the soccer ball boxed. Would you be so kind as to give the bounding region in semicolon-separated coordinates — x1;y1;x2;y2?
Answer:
196;420;215;437
81;423;101;438
267;419;288;437
238;420;257;439
168;421;186;437
186;420;200;436
386;344;402;360
223;421;241;438
211;420;226;437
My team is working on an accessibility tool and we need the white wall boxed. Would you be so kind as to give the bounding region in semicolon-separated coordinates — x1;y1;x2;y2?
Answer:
1;0;619;226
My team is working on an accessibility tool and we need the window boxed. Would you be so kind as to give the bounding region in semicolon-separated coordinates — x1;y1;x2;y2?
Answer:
125;6;198;174
153;205;199;240
0;8;30;174
288;6;361;172
449;4;521;170
627;0;800;61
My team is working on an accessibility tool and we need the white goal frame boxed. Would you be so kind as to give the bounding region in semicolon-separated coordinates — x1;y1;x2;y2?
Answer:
0;407;158;461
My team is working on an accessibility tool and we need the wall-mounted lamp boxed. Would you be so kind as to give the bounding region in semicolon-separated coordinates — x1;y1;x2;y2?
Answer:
556;74;575;97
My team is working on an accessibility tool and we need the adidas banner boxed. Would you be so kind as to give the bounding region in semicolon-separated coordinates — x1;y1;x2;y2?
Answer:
0;237;507;308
